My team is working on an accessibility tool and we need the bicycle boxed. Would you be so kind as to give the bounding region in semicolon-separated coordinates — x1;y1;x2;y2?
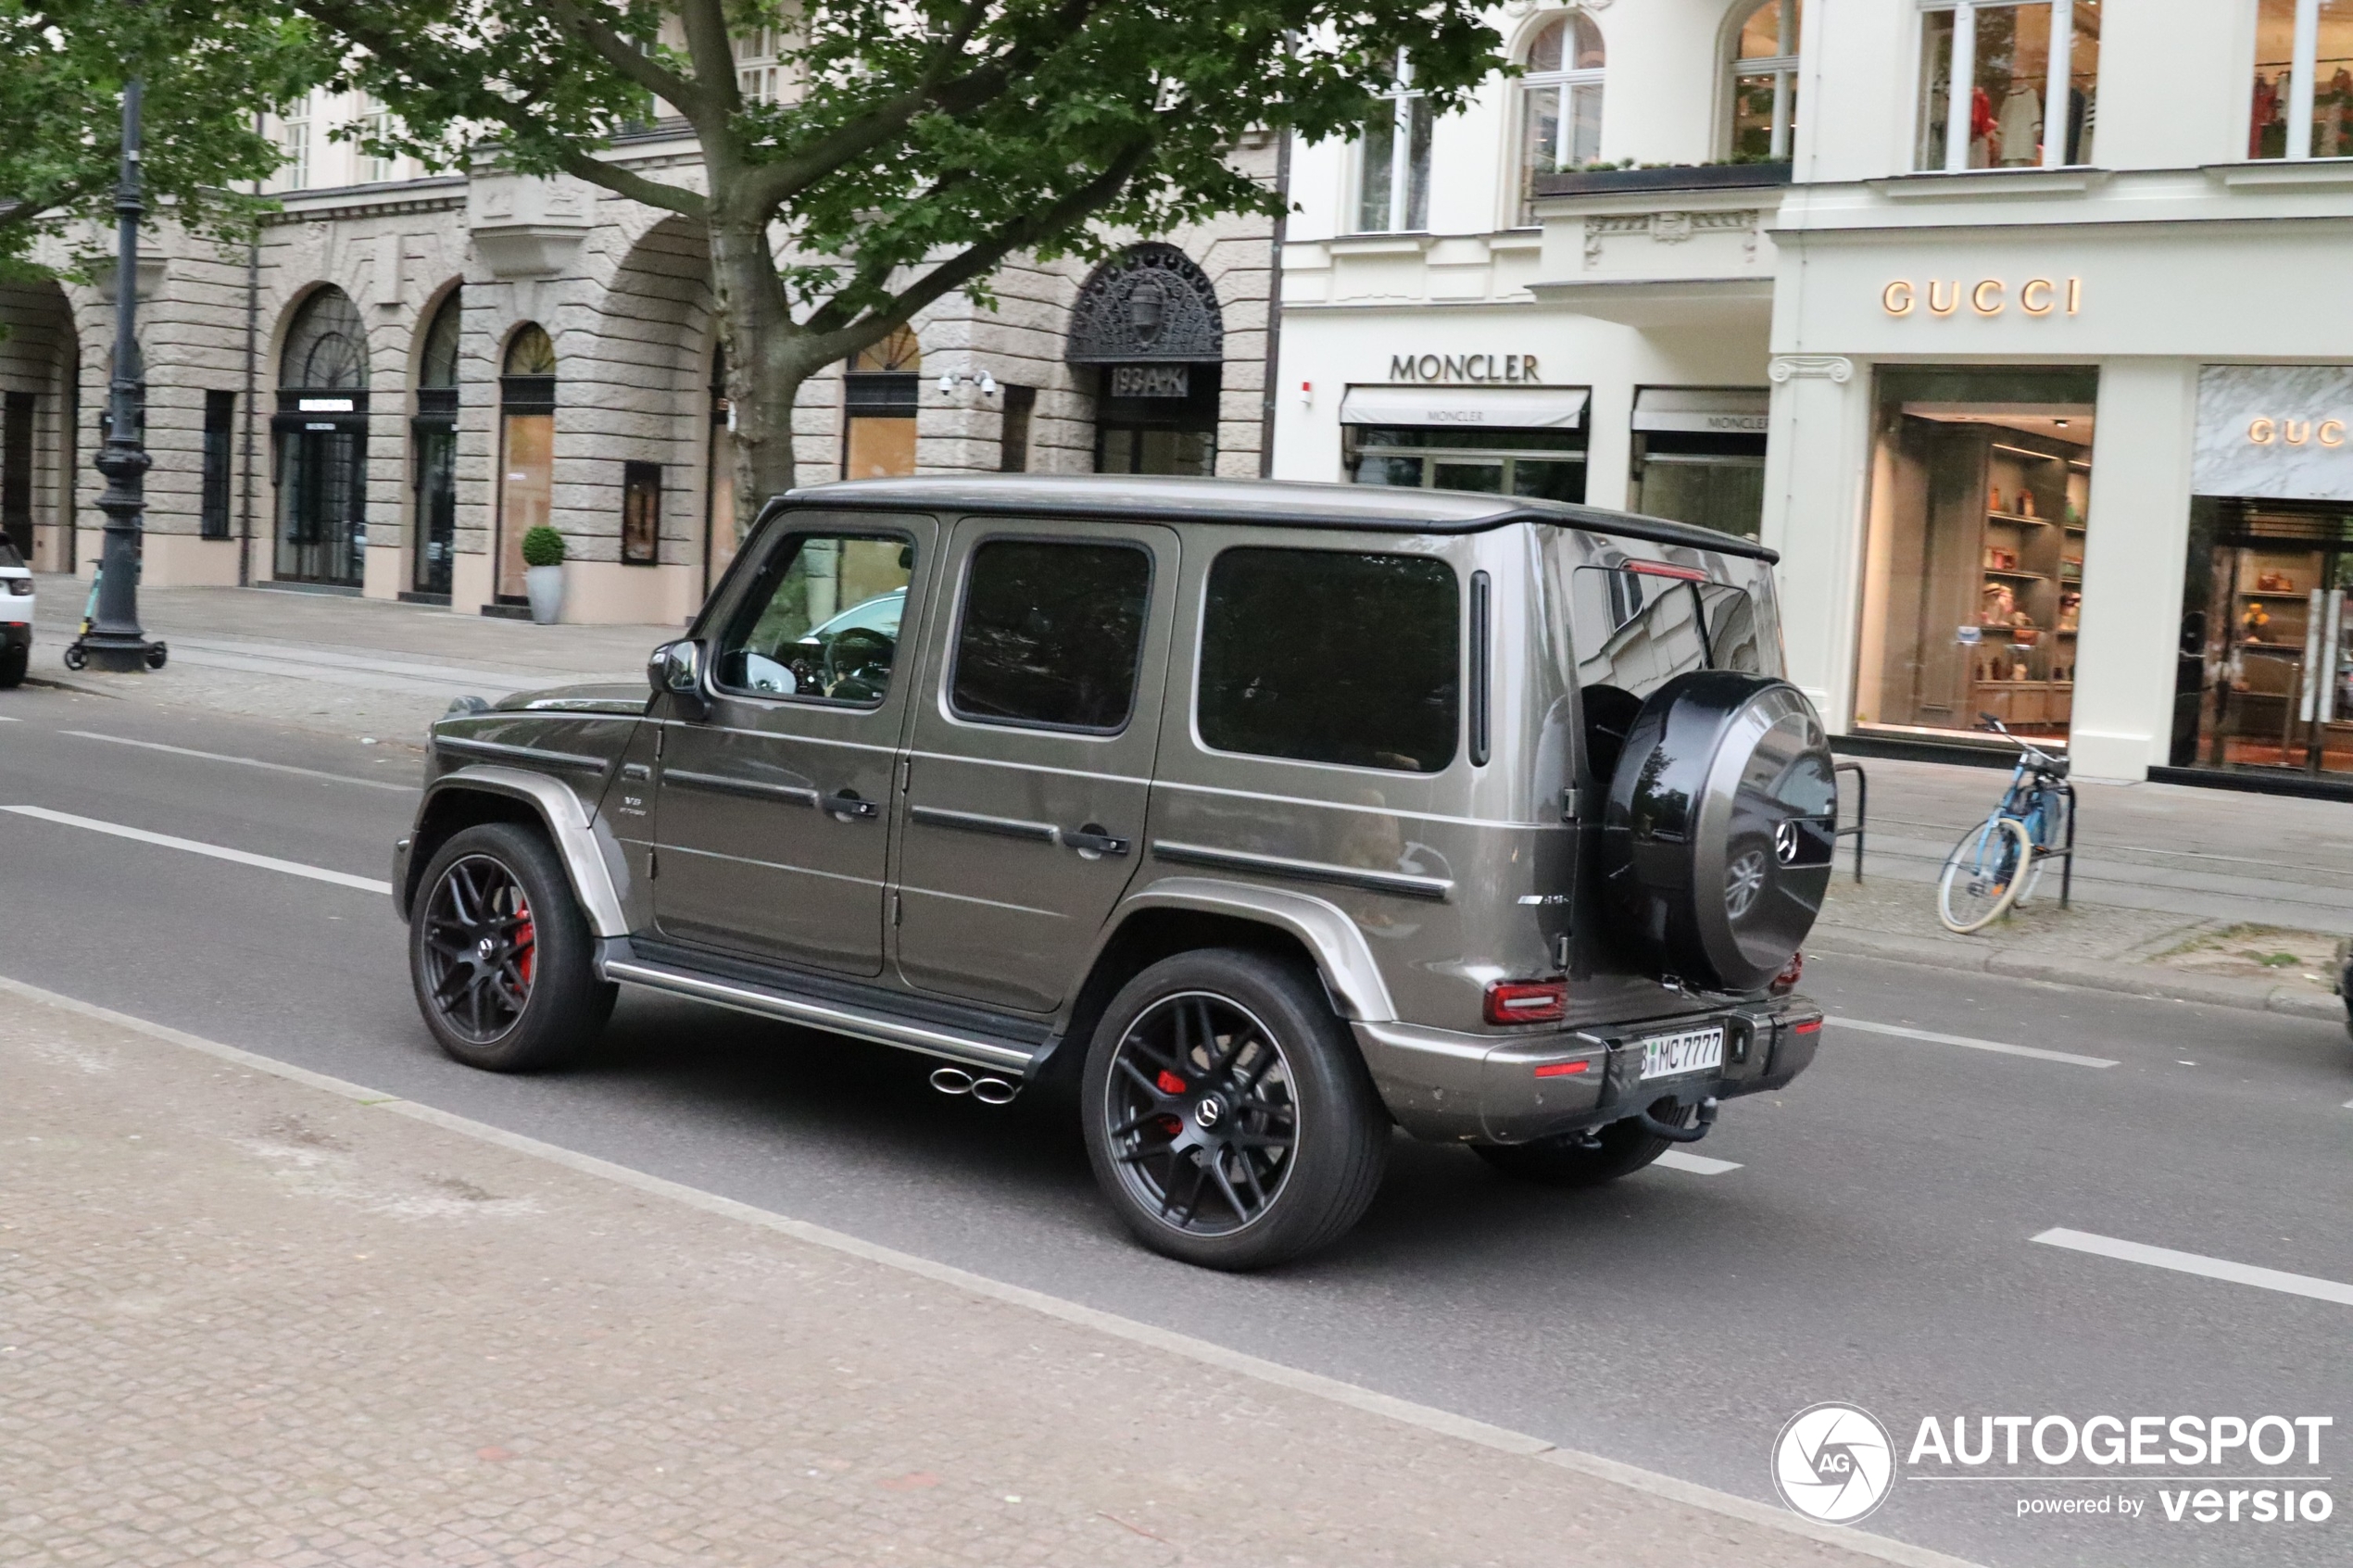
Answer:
1936;715;2074;934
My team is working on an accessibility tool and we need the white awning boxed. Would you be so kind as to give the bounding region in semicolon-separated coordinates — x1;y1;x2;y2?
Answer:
1631;386;1769;434
1339;384;1589;430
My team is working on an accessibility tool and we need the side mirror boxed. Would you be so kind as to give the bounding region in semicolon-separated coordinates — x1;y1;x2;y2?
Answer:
648;639;710;721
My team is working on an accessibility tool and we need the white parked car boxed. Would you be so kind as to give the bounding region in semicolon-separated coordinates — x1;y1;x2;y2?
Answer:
0;538;31;689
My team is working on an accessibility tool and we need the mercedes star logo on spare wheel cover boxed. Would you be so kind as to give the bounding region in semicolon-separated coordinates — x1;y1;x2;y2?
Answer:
1771;1402;1896;1524
1774;820;1802;866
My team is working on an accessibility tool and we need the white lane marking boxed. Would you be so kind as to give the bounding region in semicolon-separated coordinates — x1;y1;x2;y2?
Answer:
0;715;19;721
2033;1227;2353;1308
0;805;392;894
1655;1150;1742;1176
1827;1015;2118;1069
58;730;414;791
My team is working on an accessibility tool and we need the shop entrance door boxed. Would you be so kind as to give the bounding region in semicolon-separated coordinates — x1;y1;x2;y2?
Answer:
2179;503;2353;777
275;418;367;586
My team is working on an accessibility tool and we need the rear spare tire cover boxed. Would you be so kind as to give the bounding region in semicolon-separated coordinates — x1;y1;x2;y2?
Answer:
1598;671;1836;992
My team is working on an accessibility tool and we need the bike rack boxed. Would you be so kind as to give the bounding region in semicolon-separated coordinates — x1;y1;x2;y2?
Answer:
2049;779;2079;909
1832;759;1868;883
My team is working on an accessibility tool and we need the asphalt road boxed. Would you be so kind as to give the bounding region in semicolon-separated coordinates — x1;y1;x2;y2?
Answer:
5;683;2351;1568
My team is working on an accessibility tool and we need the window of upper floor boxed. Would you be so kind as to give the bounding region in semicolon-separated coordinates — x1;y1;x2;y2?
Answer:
2250;1;2353;159
1730;2;1801;161
1516;7;1606;224
736;26;786;106
1916;2;2100;173
1353;55;1432;232
279;96;311;192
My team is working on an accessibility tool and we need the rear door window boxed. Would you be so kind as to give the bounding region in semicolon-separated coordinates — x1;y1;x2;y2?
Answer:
1199;547;1459;773
1572;563;1761;780
950;538;1152;732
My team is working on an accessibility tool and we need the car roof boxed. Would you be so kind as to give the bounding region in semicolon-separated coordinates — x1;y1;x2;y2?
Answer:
772;474;1778;563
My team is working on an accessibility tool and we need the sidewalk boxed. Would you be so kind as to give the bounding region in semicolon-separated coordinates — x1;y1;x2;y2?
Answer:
1814;755;2353;1022
24;578;671;744
0;980;1951;1568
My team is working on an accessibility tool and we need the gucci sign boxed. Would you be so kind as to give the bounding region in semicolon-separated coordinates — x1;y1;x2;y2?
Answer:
2248;417;2348;447
1881;277;2082;318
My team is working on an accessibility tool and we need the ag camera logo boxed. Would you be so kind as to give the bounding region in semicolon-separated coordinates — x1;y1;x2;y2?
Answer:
1774;1402;1897;1524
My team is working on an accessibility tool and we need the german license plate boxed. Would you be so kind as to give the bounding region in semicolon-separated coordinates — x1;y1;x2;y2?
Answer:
1639;1026;1725;1081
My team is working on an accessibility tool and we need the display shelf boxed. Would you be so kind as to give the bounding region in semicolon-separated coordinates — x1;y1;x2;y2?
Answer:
2239;589;2313;600
1983;567;2050;581
1987;509;2052;526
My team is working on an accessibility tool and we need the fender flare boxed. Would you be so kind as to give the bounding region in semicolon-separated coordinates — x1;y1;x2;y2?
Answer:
410;765;631;937
1102;875;1398;1023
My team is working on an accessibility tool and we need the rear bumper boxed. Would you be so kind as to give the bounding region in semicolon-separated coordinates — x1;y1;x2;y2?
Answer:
2;621;29;650
1353;995;1823;1145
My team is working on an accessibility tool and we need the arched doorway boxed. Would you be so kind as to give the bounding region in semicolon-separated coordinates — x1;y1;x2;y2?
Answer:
1066;245;1225;476
411;289;460;597
274;287;371;585
495;324;556;603
0;279;80;570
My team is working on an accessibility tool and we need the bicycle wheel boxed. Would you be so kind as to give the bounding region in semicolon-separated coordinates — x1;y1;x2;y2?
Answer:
1938;816;2034;934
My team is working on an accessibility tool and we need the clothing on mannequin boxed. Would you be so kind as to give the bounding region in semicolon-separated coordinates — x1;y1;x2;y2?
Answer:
1997;84;2042;166
1969;85;1994;169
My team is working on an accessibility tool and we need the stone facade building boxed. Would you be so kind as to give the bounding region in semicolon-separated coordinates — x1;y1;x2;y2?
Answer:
0;103;1277;625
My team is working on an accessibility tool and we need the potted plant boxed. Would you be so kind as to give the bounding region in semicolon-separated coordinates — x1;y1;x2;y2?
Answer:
521;525;566;624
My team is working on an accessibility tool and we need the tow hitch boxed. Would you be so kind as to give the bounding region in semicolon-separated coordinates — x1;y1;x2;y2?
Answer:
1631;1096;1718;1144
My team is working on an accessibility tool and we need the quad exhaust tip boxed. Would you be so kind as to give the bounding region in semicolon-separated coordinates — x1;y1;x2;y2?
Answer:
929;1066;1019;1105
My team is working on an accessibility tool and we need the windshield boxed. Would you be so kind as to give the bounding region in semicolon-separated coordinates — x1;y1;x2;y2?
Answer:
0;539;24;571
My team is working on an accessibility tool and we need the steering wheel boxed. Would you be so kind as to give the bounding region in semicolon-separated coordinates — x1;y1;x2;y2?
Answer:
822;627;895;701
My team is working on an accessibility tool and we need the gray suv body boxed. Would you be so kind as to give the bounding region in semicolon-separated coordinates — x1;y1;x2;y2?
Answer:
396;476;1832;1268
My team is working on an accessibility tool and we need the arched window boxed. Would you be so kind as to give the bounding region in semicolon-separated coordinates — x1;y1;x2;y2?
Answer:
411;290;460;597
2252;1;2353;158
1730;2;1801;160
496;323;557;604
1518;10;1606;222
274;288;370;587
283;287;368;391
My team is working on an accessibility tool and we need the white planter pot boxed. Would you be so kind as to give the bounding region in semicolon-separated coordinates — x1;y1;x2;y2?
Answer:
524;563;565;625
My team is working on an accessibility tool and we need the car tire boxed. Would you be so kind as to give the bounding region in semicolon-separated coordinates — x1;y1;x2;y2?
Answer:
1470;1098;1695;1187
408;822;614;1073
1081;948;1389;1271
0;644;25;689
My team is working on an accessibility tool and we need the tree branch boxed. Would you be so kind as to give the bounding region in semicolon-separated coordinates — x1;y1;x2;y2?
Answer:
736;0;1114;217
807;136;1154;366
544;0;709;120
554;146;708;218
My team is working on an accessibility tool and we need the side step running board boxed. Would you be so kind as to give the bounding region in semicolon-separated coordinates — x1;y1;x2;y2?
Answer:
601;955;1042;1075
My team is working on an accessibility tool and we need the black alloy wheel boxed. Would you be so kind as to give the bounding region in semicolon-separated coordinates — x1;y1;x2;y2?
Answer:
419;852;538;1045
407;822;612;1073
1081;949;1389;1271
1101;991;1298;1236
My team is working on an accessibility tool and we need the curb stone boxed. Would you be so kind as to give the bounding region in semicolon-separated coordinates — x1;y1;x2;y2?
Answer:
1809;927;2347;1022
0;972;1986;1568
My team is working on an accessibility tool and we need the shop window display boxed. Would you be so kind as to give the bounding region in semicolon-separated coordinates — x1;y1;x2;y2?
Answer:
1854;367;2096;743
2250;1;2353;159
1345;424;1586;502
2172;502;2353;777
1917;2;2099;172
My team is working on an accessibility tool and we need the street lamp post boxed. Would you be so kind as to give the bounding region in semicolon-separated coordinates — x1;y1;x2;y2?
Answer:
83;74;158;673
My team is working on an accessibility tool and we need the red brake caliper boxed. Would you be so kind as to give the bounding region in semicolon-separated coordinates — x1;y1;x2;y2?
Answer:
514;897;535;985
1154;1070;1187;1137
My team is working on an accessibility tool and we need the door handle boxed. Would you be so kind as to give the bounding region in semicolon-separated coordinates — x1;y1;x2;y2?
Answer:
1064;824;1131;858
819;790;879;820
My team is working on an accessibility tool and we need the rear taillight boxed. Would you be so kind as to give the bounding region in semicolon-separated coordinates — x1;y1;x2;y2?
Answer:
1484;980;1567;1025
4;579;31;596
1769;950;1804;995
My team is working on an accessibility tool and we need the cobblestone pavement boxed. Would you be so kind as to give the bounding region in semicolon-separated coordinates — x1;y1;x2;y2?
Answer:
0;984;1945;1568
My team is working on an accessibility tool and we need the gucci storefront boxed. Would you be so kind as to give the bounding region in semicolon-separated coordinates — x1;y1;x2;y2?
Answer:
1762;189;2353;795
